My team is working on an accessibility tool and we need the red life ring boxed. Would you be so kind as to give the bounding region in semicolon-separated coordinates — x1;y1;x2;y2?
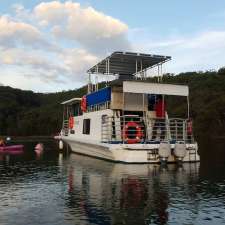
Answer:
81;95;87;112
123;121;143;144
69;117;74;129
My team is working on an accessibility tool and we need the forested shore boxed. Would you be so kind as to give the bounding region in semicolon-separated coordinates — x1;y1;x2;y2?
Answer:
1;68;225;139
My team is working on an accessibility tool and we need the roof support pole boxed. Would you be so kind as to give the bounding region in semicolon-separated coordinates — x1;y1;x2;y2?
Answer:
142;93;145;112
96;75;98;91
107;58;110;86
157;65;160;83
136;60;137;73
187;96;190;118
96;65;99;91
135;59;138;79
88;73;91;93
108;58;110;74
122;91;125;144
160;63;163;82
142;93;146;142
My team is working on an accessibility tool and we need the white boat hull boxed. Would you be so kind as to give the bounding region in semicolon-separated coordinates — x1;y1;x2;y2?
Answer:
61;136;200;164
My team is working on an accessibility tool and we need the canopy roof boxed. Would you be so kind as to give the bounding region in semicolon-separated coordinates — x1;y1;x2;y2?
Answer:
123;81;189;96
61;97;81;105
87;51;171;76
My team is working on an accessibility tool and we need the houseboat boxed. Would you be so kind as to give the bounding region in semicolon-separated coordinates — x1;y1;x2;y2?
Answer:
58;52;200;163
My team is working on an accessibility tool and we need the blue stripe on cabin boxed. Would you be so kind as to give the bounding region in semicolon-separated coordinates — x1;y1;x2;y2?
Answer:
86;87;111;106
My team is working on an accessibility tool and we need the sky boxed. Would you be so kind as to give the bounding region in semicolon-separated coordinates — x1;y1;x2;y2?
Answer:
1;0;225;92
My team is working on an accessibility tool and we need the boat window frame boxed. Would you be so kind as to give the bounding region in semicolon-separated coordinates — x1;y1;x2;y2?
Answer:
83;118;91;135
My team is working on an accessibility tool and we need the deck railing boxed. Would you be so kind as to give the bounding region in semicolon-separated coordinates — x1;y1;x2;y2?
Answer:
101;115;193;144
62;119;69;136
86;101;110;113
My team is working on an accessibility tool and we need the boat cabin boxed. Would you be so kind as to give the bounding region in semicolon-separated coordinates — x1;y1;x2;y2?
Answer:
61;52;193;145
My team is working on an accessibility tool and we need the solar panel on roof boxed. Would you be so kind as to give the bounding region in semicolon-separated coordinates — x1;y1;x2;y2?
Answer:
87;52;171;76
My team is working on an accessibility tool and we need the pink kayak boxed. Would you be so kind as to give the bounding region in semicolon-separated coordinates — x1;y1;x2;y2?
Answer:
0;145;24;154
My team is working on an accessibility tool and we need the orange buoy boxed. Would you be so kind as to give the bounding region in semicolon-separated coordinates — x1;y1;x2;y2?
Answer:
69;116;74;129
81;95;87;112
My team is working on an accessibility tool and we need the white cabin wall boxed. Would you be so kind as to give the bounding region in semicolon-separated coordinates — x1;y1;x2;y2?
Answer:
69;109;113;142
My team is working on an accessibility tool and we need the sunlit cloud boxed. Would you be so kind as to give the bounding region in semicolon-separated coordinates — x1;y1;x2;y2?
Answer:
0;1;131;91
34;1;131;54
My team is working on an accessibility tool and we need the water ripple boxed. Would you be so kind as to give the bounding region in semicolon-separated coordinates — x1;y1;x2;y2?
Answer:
0;143;225;225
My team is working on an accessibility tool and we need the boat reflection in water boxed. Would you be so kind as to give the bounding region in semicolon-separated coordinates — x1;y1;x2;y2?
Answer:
64;153;200;225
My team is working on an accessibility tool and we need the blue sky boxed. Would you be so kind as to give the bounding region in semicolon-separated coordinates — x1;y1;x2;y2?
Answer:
0;0;225;92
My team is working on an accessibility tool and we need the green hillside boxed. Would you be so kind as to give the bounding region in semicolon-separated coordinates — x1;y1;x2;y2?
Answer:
0;86;87;136
0;68;225;139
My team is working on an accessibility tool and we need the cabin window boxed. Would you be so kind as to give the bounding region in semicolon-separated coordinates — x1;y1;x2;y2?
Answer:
101;115;107;124
83;119;91;134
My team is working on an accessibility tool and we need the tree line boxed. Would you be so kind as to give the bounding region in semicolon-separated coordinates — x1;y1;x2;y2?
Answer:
0;68;225;139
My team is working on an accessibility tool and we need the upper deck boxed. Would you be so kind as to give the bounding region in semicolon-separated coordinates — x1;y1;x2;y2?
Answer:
61;51;188;115
87;51;171;77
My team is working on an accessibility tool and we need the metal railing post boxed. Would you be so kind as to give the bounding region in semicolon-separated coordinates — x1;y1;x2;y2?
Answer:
183;120;185;142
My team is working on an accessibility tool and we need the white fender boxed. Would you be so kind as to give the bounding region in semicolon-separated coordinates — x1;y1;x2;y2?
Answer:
59;140;63;150
159;141;171;161
174;141;187;161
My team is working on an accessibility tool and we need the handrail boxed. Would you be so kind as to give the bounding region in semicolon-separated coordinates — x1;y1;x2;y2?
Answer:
62;119;69;136
101;115;194;143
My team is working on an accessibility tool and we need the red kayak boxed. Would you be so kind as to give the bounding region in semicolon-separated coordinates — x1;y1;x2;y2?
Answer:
0;145;24;154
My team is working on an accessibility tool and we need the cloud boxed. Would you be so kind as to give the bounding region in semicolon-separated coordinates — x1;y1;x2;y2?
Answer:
0;1;131;91
34;1;131;53
1;1;224;92
0;15;54;50
0;47;98;83
0;48;66;82
134;30;225;73
60;49;98;80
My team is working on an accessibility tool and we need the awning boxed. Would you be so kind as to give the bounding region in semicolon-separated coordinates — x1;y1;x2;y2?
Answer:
86;87;111;106
123;81;189;96
61;98;82;105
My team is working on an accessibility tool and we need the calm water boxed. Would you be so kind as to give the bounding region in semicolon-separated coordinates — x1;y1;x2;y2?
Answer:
0;139;225;225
